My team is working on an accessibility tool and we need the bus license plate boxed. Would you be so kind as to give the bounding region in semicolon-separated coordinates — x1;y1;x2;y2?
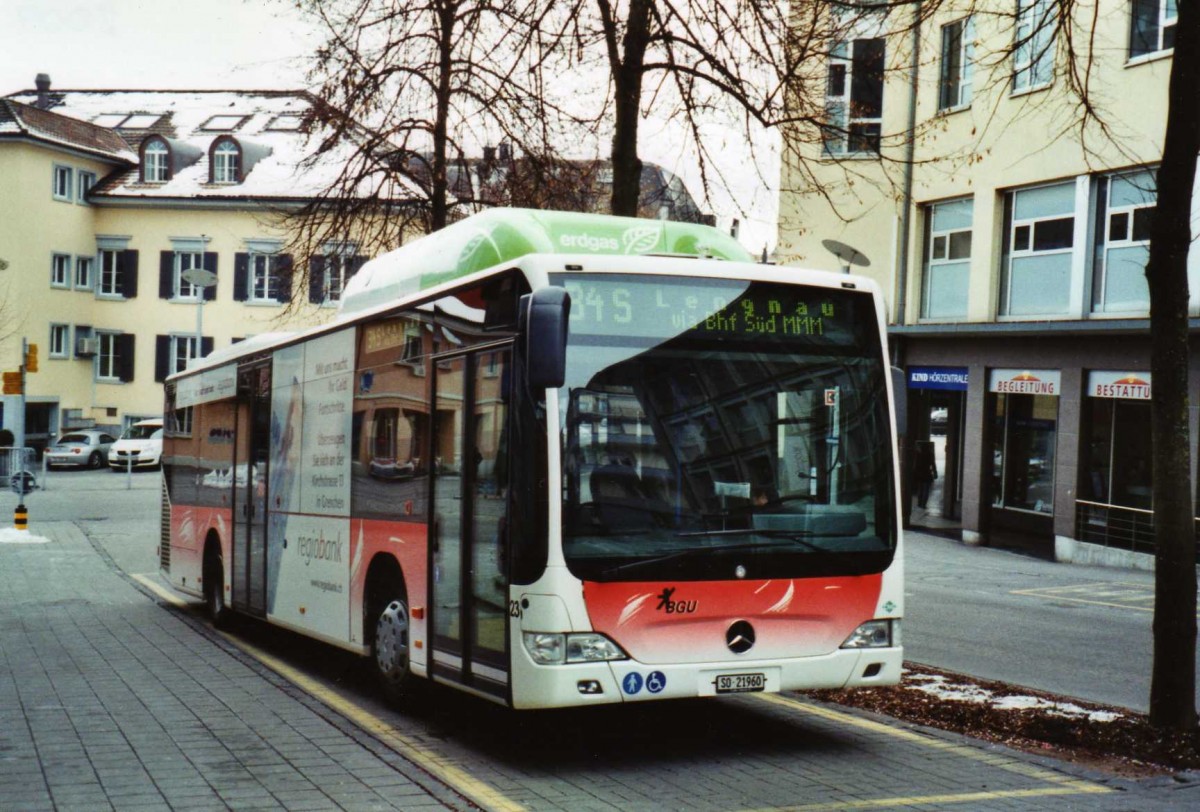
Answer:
716;673;765;694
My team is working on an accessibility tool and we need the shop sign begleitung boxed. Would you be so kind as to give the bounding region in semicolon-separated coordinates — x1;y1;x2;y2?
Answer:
988;368;1061;396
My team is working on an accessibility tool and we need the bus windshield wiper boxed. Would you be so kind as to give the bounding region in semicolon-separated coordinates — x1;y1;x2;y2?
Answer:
677;528;837;552
598;538;826;578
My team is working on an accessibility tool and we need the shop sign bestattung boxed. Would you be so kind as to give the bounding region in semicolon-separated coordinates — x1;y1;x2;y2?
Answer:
1087;370;1151;400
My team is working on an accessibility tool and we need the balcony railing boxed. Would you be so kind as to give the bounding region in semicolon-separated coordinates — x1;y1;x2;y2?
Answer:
1074;499;1200;556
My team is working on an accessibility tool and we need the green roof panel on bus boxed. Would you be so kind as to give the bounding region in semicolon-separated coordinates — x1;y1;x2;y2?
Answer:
338;207;752;316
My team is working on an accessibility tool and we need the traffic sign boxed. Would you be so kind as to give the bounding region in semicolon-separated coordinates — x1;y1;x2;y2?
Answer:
2;371;21;395
25;344;37;373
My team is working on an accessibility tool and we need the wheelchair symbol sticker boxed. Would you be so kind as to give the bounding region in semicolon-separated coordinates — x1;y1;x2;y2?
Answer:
622;672;644;695
646;671;666;694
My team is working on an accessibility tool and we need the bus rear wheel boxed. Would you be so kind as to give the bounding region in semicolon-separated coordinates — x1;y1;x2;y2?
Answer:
373;595;411;702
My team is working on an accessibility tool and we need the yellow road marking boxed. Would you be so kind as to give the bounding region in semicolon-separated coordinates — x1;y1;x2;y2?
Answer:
132;573;191;607
744;785;1104;811
754;693;1110;807
1010;582;1166;613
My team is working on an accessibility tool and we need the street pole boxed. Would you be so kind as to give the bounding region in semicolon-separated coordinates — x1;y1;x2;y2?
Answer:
18;336;27;450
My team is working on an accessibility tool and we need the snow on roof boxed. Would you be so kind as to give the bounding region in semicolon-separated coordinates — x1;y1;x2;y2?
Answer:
0;99;136;162
3;89;421;202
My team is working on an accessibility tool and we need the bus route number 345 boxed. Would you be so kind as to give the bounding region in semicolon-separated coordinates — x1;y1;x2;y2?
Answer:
715;672;766;694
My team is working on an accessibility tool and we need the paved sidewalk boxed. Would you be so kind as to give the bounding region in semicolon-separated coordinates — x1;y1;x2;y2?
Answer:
0;521;460;812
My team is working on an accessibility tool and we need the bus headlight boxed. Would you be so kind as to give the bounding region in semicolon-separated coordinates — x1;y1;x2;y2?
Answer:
523;632;628;664
840;620;898;649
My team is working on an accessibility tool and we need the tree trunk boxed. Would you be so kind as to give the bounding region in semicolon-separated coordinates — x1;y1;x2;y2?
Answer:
431;0;456;232
1148;0;1200;735
608;0;652;217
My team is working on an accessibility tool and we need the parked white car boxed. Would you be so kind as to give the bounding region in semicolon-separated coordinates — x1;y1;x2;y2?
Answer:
108;418;164;471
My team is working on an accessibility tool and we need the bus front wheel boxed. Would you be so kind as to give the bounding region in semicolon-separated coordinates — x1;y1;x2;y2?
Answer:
373;595;411;702
204;550;231;629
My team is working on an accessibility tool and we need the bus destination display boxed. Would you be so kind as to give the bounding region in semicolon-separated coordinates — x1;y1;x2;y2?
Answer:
557;276;863;343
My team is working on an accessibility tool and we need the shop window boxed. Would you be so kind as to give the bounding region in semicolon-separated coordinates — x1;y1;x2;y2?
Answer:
1092;169;1154;314
921;198;972;319
1082;398;1152;509
1130;0;1176;59
939;17;974;110
1001;181;1075;316
1013;0;1056;92
990;393;1057;514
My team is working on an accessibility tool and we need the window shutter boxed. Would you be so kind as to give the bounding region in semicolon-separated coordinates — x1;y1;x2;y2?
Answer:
116;334;135;382
201;336;214;358
309;255;326;304
155;335;170;382
119;250;138;298
276;254;293;303
234;253;249;302
203;252;218;301
159;252;174;299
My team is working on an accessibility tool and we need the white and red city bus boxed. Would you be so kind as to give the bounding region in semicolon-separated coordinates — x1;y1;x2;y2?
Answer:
161;208;903;708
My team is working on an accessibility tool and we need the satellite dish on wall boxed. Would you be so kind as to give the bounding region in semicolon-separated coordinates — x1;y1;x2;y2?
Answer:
821;239;870;273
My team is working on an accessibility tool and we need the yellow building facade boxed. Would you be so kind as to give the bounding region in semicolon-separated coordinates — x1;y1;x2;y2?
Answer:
0;82;380;451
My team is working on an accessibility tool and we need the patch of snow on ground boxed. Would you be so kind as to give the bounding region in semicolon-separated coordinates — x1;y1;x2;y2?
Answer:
0;527;49;544
906;672;1123;723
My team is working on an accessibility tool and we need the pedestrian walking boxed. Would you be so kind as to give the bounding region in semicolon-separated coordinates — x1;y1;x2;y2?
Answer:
912;440;938;510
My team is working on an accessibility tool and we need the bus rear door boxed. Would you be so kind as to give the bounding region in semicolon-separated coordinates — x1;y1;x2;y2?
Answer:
233;362;270;616
430;345;512;700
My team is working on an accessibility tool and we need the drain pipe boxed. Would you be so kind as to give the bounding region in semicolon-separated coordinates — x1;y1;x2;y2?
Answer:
895;3;923;528
895;1;923;327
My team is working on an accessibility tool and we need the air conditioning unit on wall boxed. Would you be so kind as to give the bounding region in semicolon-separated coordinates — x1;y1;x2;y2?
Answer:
76;337;98;357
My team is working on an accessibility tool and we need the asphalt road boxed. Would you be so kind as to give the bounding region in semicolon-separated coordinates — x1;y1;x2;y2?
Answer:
904;528;1199;714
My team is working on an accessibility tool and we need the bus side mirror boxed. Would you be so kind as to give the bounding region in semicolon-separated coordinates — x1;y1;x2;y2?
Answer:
522;287;571;389
891;366;907;439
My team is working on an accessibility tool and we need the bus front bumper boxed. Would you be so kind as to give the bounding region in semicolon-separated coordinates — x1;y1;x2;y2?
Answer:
511;645;902;709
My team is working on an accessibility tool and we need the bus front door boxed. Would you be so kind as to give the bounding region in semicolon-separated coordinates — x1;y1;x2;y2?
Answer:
233;362;270;616
430;347;511;700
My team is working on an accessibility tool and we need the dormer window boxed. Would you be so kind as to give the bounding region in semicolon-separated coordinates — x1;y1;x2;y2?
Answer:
142;138;170;183
211;138;241;184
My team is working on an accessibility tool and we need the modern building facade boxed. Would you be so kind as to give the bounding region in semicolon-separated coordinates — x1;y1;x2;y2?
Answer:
778;1;1188;566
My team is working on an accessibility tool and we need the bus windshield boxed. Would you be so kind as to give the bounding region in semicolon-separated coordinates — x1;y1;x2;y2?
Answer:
553;273;896;583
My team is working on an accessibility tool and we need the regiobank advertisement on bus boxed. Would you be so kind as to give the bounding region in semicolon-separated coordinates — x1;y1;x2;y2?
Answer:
161;208;903;709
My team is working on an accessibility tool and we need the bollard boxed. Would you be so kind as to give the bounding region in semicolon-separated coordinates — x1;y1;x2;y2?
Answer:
14;502;28;531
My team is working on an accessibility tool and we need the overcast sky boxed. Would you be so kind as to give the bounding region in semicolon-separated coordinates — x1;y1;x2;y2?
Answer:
2;0;777;253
